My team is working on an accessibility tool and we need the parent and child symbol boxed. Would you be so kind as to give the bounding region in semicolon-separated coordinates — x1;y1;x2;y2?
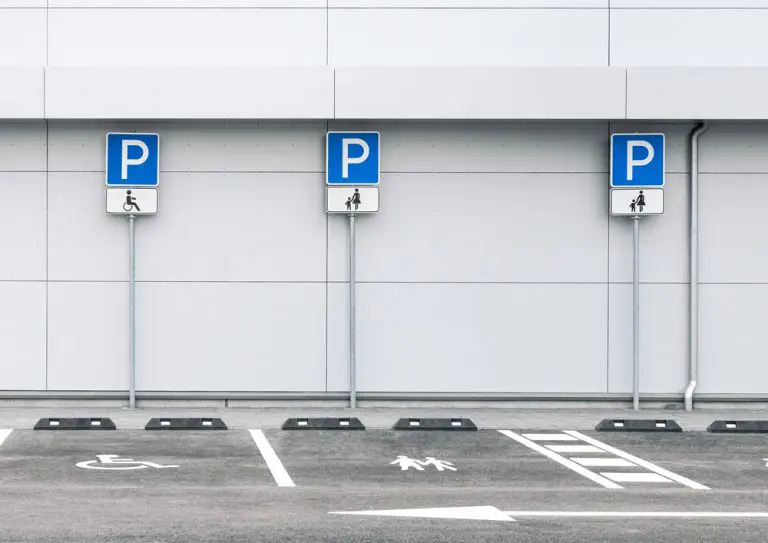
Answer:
344;188;363;211
629;190;647;213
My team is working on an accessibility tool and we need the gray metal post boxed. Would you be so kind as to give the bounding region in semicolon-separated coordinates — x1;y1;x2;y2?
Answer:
128;214;136;409
632;216;641;411
349;213;357;409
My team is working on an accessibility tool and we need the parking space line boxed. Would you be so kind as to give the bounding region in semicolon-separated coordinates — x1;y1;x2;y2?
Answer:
602;472;671;483
564;431;710;490
248;430;295;488
522;434;578;442
571;457;635;468
0;429;11;447
546;445;604;454
498;430;623;489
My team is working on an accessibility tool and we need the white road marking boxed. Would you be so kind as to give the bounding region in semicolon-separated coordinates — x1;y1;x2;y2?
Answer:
249;429;295;488
331;506;768;523
564;431;710;490
522;433;578;441
330;506;514;522
546;445;604;454
504;511;768;519
601;472;671;483
498;430;623;489
571;457;635;467
0;429;11;447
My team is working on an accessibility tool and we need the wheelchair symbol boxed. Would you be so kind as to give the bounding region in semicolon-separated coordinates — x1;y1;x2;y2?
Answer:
123;190;141;212
76;454;179;470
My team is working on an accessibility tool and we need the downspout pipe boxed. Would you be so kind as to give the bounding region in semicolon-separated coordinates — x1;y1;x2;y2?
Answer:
686;121;709;411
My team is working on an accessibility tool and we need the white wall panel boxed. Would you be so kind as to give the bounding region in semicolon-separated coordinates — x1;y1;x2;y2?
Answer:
0;68;44;120
336;68;625;119
0;282;46;390
609;174;689;284
48;121;170;172
328;283;607;393
48;172;127;282
331;0;605;5
0;1;46;6
612;10;768;67
136;282;326;391
0;122;46;172
613;1;768;7
0;9;46;65
626;68;768;120
139;173;327;282
330;9;606;66
329;173;608;283
47;282;128;390
45;67;334;119
329;121;609;173
700;174;768;283
608;284;688;394
48;121;325;173
52;1;324;6
699;284;768;394
48;8;325;66
47;171;327;282
0;173;46;281
698;123;768;174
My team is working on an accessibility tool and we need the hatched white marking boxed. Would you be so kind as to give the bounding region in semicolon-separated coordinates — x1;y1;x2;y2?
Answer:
571;457;635;468
249;429;295;488
546;445;603;454
564;431;710;490
522;434;578;441
498;430;622;489
0;429;11;447
601;472;671;483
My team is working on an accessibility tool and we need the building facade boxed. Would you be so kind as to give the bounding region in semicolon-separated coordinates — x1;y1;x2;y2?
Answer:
1;1;768;402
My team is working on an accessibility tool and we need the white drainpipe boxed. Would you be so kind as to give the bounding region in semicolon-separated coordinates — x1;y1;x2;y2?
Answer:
686;121;709;412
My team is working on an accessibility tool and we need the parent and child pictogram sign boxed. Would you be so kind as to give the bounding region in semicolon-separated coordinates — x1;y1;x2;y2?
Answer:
326;132;380;213
610;134;664;216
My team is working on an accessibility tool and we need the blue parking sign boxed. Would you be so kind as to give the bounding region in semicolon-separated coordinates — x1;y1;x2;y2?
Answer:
106;133;160;187
326;132;380;185
610;133;665;187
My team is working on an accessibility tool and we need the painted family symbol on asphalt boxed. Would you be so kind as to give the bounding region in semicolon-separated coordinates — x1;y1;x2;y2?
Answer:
390;456;457;472
344;189;363;211
76;454;179;471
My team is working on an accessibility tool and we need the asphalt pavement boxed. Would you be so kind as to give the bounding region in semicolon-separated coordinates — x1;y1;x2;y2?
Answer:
1;418;768;542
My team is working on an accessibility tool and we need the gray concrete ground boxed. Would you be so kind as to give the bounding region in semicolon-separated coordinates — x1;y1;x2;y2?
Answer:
1;414;768;542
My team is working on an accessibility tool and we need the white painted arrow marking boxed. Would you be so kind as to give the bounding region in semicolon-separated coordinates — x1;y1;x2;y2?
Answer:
330;506;768;523
505;511;768;519
330;506;514;522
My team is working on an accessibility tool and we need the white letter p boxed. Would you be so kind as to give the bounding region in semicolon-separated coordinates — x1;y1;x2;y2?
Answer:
121;139;149;180
342;138;369;178
626;140;654;181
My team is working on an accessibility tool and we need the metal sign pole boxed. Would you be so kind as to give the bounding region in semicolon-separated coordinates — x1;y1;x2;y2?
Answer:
128;214;136;409
632;215;641;411
349;213;357;409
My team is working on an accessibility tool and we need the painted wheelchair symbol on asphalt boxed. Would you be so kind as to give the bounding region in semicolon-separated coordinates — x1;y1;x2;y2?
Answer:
76;454;179;471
